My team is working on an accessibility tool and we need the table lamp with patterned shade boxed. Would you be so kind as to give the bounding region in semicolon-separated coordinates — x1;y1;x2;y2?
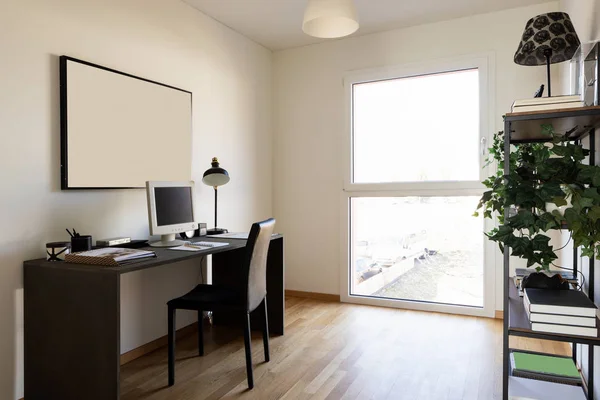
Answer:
514;12;580;97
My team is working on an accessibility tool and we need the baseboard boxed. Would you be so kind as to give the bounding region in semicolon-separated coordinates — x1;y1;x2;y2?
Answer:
495;310;504;319
285;289;340;302
120;322;198;366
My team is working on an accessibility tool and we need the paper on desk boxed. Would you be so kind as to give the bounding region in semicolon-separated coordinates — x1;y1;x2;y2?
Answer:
206;232;278;239
206;232;250;239
169;244;210;251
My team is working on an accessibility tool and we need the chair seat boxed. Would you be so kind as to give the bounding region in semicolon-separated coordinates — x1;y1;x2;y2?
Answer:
167;284;245;311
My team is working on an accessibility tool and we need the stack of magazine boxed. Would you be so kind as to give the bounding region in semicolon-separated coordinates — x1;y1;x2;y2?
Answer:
511;95;583;113
523;288;598;337
65;247;156;266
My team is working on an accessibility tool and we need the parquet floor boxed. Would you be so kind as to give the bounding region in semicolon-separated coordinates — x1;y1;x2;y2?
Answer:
121;296;570;400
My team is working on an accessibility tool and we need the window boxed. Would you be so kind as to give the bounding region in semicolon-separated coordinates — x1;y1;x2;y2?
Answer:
352;69;480;184
343;56;494;317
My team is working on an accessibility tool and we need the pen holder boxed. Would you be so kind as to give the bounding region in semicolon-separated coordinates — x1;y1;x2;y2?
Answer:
71;235;92;253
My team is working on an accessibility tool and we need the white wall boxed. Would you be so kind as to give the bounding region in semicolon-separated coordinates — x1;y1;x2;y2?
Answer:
559;0;600;93
561;0;600;42
0;0;272;398
273;2;559;308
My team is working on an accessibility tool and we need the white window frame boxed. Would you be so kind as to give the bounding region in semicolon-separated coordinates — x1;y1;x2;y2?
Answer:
339;53;497;318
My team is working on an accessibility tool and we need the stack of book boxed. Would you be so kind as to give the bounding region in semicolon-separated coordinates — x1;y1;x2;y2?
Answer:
524;288;598;337
514;268;578;297
511;95;584;113
65;247;156;266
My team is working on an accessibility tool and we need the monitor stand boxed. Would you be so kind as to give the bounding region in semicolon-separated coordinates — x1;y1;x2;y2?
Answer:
149;233;185;248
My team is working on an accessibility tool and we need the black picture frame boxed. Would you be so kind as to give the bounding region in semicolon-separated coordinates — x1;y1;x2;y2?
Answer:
59;55;193;190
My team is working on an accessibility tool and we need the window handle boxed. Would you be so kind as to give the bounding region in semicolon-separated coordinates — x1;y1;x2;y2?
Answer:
481;137;487;157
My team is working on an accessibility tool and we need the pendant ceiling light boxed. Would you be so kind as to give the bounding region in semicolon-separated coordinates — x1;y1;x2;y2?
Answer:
302;0;359;39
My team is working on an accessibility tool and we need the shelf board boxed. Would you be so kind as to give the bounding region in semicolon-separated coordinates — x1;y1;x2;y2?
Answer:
509;376;586;400
508;278;600;346
505;106;600;143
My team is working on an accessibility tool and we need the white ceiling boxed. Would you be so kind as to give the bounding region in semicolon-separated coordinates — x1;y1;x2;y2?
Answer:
183;0;551;51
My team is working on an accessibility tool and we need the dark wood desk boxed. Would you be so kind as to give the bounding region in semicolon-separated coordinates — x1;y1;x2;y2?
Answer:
23;235;284;400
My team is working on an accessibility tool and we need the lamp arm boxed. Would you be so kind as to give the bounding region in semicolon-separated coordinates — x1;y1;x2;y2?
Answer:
544;48;552;97
214;186;218;229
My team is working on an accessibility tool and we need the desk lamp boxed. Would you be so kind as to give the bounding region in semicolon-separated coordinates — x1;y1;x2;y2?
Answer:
202;157;230;235
514;12;580;97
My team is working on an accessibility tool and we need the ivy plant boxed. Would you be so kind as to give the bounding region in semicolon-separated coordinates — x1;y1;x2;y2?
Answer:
475;125;600;271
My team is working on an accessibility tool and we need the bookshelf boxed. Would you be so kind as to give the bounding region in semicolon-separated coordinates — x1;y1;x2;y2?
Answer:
502;106;600;400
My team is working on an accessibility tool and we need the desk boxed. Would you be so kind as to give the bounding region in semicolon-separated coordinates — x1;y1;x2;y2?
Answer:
23;235;284;400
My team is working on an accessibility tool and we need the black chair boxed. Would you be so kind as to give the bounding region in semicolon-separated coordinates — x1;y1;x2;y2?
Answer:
167;218;276;389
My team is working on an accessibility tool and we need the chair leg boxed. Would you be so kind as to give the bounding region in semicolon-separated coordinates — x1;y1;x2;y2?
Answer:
197;310;204;356
168;306;176;386
262;298;270;362
243;312;254;389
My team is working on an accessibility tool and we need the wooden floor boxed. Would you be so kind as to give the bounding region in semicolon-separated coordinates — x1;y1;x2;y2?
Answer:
121;297;571;400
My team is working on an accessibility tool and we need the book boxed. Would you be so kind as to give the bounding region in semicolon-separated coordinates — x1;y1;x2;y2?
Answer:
65;247;156;266
96;237;131;246
509;351;581;386
511;101;584;113
530;322;597;337
524;288;597;318
512;95;581;107
526;310;596;327
508;376;586;400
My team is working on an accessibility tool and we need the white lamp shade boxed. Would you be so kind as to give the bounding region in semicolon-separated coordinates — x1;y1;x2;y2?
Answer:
202;173;230;187
302;0;359;39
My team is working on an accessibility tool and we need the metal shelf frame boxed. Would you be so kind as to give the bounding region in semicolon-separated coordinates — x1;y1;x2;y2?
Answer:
502;107;600;400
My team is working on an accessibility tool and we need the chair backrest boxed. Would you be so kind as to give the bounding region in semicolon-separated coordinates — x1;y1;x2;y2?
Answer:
243;218;276;312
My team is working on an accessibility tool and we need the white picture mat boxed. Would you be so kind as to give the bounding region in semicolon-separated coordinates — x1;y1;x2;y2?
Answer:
65;59;192;188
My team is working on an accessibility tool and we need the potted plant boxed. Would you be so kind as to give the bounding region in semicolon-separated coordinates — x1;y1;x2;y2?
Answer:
475;125;600;270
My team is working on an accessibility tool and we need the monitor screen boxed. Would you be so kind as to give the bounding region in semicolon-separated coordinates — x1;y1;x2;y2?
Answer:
154;186;194;226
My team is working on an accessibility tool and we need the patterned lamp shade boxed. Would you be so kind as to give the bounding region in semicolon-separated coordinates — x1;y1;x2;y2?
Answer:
514;12;580;66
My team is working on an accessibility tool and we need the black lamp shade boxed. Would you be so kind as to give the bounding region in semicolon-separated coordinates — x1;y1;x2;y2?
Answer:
514;12;580;66
202;157;230;187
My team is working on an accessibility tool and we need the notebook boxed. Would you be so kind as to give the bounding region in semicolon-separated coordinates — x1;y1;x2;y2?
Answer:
510;351;581;386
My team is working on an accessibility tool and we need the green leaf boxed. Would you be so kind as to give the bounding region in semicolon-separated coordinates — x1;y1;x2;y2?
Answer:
541;124;554;136
487;225;513;241
573;195;594;210
508;210;536;230
578;165;596;183
593;170;600;187
551;145;570;157
589;206;600;223
564;208;579;226
582;247;595;258
584;187;600;201
539;183;564;200
550;196;568;207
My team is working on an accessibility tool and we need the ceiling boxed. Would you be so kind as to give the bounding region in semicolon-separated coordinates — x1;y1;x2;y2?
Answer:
183;0;551;51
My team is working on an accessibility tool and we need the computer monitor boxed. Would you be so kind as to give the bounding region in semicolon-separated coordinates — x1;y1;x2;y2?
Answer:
146;181;198;247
